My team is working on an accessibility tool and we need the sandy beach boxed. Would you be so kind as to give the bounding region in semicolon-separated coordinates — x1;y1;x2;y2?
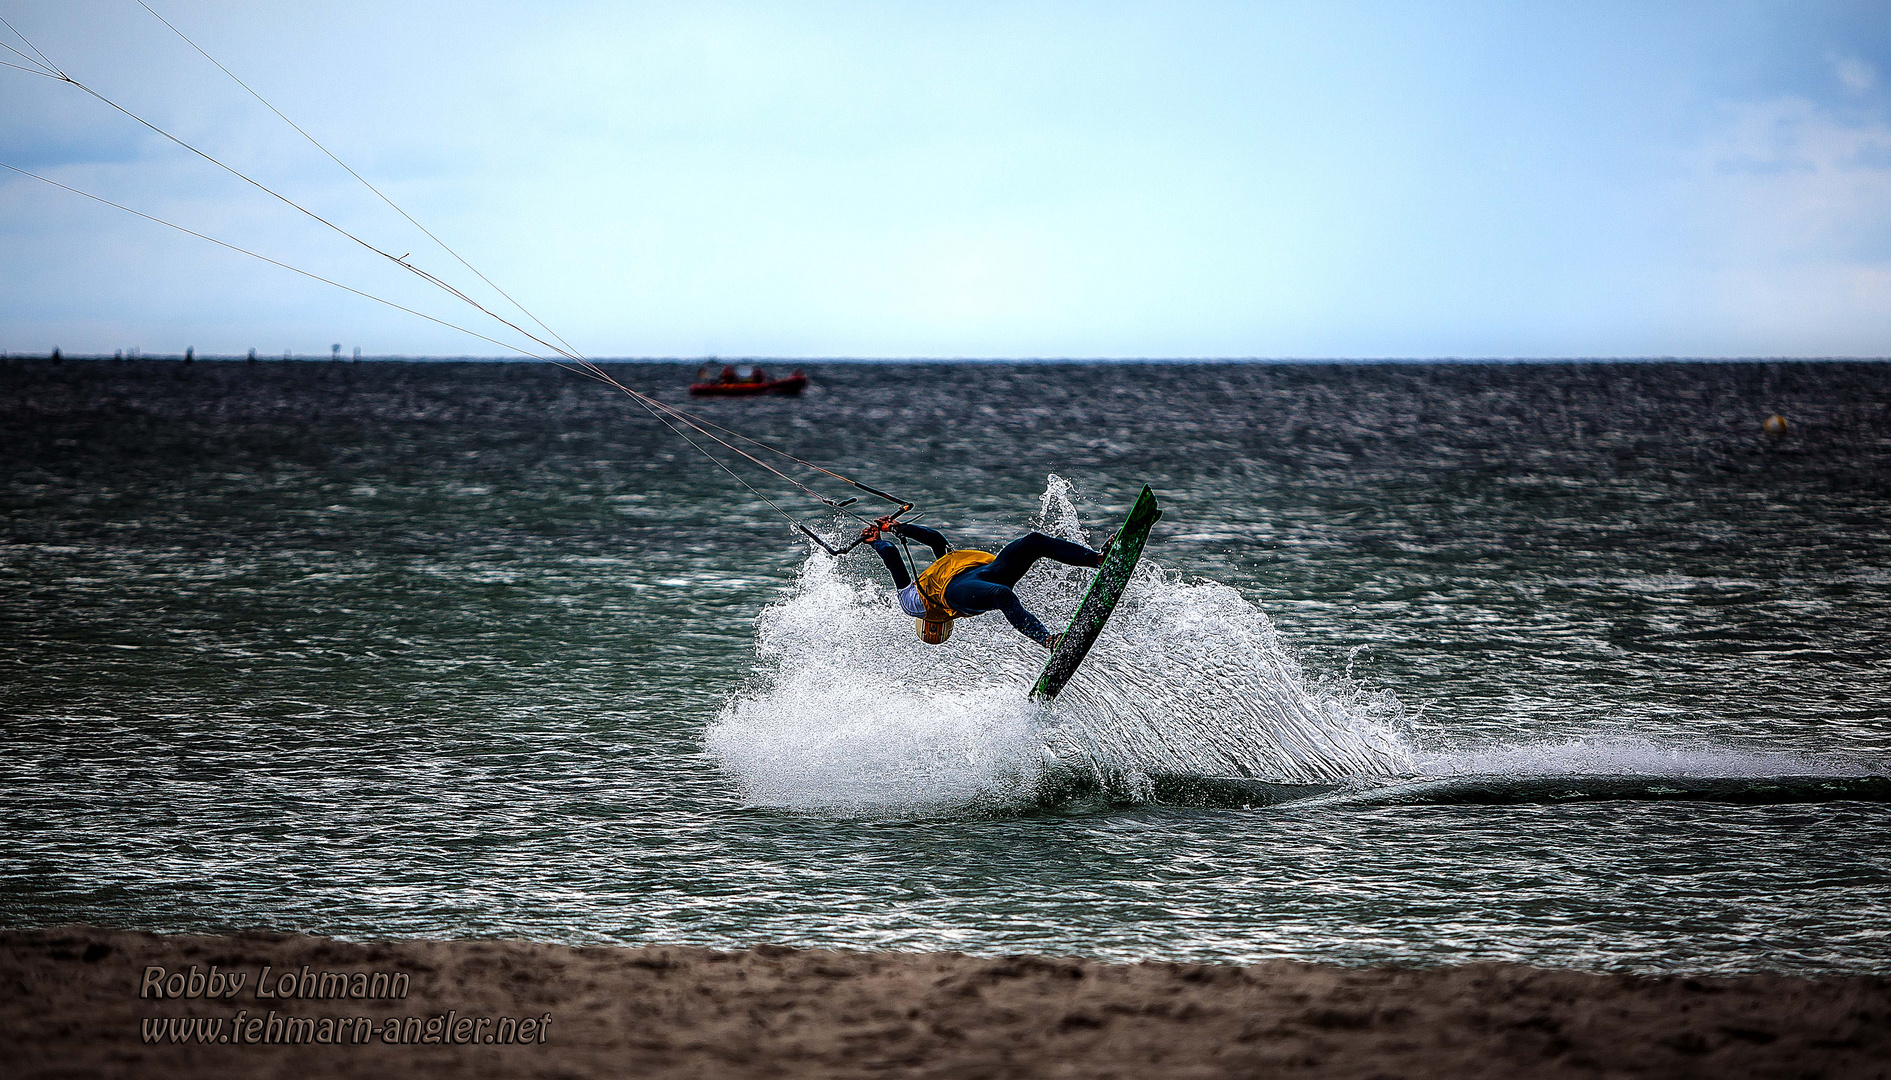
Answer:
3;926;1884;1079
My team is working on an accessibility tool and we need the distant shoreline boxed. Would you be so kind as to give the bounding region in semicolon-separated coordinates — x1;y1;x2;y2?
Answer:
5;354;1890;365
6;926;1885;1079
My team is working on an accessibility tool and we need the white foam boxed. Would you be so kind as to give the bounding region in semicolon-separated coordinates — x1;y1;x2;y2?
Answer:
1417;736;1875;779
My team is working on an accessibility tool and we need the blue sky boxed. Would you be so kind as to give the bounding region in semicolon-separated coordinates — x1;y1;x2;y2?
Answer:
2;1;1888;358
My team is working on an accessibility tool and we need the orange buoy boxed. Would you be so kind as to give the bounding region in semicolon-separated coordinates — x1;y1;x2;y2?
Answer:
1763;414;1789;437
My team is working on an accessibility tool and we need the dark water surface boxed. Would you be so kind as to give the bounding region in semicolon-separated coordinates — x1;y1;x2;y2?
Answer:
2;359;1888;974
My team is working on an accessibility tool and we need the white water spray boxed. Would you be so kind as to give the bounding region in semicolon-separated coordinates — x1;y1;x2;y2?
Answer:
707;477;1414;813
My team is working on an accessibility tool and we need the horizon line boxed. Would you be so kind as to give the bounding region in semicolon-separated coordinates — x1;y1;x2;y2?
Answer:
8;353;1891;365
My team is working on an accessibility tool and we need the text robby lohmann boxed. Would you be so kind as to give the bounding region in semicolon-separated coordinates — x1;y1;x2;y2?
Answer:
141;964;408;1000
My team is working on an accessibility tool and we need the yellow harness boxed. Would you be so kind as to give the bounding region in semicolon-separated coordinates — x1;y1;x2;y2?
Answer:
914;549;996;619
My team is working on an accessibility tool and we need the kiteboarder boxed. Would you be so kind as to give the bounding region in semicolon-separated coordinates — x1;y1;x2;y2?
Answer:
862;519;1107;648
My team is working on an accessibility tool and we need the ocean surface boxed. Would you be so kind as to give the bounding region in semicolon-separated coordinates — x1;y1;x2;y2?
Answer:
3;358;1888;976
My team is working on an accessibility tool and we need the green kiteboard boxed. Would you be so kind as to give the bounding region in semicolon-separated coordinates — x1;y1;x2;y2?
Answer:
1029;485;1162;703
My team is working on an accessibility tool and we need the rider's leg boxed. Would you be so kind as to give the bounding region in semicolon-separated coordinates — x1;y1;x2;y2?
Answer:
976;532;1100;589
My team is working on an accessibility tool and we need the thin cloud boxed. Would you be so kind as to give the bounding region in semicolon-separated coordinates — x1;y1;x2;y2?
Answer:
1832;54;1877;94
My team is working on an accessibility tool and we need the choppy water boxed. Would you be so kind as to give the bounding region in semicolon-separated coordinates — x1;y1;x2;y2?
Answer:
3;358;1888;975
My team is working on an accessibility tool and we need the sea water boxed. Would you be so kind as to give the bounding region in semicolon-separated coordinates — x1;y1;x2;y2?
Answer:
1;359;1887;974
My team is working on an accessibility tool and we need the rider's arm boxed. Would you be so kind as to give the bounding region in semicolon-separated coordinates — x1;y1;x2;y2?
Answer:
890;523;949;559
869;539;912;589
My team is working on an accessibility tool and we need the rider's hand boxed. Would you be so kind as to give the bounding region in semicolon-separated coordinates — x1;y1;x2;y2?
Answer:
859;523;882;543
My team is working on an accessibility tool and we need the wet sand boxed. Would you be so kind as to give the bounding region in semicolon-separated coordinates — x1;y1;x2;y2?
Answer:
3;927;1885;1078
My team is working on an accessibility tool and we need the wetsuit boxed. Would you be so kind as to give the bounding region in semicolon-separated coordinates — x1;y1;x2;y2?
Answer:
871;524;1100;645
